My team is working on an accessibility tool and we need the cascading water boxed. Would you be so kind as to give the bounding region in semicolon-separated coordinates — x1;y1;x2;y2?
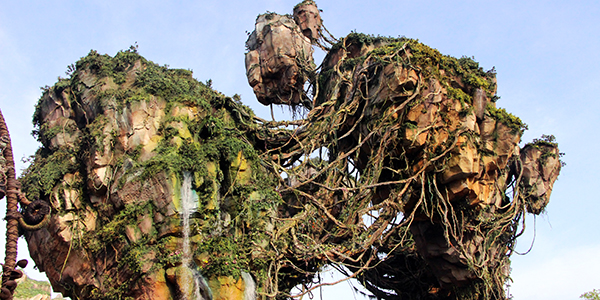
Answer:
180;171;256;300
242;272;257;300
180;171;210;300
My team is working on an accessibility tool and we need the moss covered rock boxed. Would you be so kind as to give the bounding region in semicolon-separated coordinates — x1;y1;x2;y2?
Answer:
21;47;281;300
18;4;561;300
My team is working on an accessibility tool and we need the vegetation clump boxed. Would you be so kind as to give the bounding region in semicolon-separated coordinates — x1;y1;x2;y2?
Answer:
12;273;52;299
486;103;528;134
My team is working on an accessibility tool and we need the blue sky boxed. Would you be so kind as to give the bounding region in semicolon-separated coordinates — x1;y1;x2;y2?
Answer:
1;1;599;299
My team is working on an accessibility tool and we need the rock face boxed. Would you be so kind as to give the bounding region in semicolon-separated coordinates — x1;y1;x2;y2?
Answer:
21;49;277;300
519;139;562;214
293;1;323;41
244;3;318;107
17;3;561;300
304;33;561;298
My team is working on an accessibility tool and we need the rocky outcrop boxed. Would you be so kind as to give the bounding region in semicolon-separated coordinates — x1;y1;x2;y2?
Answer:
244;2;318;107
519;137;562;214
306;33;561;298
20;50;275;300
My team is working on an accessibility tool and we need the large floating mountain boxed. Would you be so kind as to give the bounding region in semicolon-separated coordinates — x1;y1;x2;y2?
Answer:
0;1;561;300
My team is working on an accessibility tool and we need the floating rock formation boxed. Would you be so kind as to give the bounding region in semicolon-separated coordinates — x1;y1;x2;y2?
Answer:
20;49;272;299
5;2;562;300
244;2;318;107
245;31;561;299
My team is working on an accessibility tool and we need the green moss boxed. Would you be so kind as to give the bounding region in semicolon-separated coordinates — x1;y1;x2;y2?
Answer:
96;87;151;107
406;40;443;65
83;202;154;253
89;274;136;300
195;234;249;278
343;32;398;49
75;48;146;82
526;134;565;167
341;56;365;71
119;242;155;275
35;121;78;145
87;114;110;152
20;46;291;299
20;147;78;200
134;63;213;107
530;134;558;148
441;56;493;89
328;33;497;104
486;103;528;134
447;86;473;105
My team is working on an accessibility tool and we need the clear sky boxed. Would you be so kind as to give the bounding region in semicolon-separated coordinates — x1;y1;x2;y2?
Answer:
1;0;599;299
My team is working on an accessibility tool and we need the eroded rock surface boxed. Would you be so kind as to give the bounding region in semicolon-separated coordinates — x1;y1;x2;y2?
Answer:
304;34;561;298
244;5;317;107
293;1;323;41
21;50;274;300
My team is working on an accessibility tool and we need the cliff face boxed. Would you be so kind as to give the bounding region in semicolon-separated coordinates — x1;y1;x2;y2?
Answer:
15;2;561;300
20;49;279;299
242;23;561;298
310;35;561;297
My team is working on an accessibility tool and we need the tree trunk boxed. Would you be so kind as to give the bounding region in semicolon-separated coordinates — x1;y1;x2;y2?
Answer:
0;109;19;299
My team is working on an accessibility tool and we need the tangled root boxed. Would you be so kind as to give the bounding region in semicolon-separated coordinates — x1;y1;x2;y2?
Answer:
18;200;51;231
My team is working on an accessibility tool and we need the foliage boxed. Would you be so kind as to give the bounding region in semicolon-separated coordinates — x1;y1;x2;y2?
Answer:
19;147;78;200
134;63;212;106
21;46;286;299
581;289;600;300
83;202;154;253
527;134;566;167
486;103;528;134
268;31;557;300
12;272;51;298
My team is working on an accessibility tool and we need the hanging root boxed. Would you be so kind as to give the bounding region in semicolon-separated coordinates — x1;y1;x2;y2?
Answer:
255;32;558;299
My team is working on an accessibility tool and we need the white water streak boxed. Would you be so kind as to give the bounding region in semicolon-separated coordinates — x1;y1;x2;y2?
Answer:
242;272;256;300
181;171;203;300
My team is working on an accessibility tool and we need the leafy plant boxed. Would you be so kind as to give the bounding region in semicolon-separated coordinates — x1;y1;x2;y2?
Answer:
581;289;600;300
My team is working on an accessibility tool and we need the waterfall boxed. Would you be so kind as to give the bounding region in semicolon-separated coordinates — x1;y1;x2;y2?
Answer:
181;171;210;300
242;272;256;300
